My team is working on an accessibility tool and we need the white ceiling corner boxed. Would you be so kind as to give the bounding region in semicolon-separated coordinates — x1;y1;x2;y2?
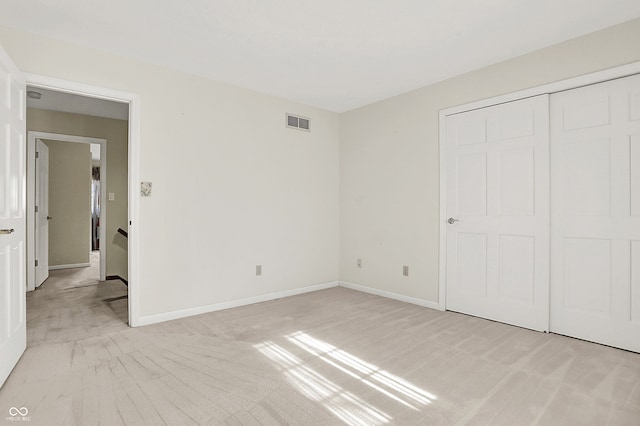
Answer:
4;1;640;113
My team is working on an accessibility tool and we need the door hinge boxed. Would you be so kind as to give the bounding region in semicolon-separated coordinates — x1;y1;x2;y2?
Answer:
35;259;39;267
35;205;39;213
36;151;39;159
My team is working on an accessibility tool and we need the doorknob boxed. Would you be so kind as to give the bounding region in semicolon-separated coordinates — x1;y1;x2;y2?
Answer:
447;218;459;224
47;216;52;220
0;228;15;234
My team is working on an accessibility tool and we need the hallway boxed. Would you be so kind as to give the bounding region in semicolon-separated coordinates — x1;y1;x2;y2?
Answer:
43;251;101;291
27;254;128;345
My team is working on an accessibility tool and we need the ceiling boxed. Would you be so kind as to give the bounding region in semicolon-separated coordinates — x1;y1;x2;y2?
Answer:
27;87;129;120
4;1;640;112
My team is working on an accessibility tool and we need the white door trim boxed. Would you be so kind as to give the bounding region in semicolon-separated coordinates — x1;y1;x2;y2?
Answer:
27;131;107;288
438;60;640;311
25;73;141;327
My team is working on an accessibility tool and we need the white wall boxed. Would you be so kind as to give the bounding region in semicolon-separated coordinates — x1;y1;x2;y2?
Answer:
0;26;340;318
3;17;640;322
340;17;640;303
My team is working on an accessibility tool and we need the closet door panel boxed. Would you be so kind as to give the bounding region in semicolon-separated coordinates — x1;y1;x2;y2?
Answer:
550;73;640;353
445;95;549;332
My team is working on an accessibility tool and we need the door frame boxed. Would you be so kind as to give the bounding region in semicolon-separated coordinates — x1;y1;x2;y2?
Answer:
27;132;108;288
25;74;141;327
438;60;640;312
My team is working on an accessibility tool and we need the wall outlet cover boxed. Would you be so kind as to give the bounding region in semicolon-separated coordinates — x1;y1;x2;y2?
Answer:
140;182;152;197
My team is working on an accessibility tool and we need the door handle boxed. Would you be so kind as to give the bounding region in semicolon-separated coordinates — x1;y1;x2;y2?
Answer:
447;218;459;224
0;228;15;234
47;216;52;220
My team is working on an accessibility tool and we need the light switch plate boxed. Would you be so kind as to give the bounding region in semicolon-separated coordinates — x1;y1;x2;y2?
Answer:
141;182;152;197
108;192;115;201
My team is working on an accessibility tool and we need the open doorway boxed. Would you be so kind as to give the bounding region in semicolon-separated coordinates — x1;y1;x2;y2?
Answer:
28;133;108;288
34;139;102;292
25;86;131;325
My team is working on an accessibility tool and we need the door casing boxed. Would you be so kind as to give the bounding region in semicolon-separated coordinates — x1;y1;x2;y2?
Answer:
25;74;142;327
27;132;108;289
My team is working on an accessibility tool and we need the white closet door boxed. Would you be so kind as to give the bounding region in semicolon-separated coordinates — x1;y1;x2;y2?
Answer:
445;95;550;331
550;73;640;353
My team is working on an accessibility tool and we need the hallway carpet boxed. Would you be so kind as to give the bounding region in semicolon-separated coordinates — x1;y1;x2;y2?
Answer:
44;251;101;291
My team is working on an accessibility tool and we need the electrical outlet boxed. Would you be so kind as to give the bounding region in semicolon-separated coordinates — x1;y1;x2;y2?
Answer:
357;258;362;268
256;265;262;276
403;265;409;277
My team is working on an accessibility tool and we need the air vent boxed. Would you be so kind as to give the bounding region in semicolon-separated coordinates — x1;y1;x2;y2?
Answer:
286;113;310;132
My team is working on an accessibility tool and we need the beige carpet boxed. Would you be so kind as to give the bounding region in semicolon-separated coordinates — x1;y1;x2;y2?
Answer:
0;285;638;425
43;251;101;290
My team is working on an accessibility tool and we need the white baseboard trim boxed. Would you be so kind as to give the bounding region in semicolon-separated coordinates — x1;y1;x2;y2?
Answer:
49;263;91;270
136;281;340;327
339;281;442;311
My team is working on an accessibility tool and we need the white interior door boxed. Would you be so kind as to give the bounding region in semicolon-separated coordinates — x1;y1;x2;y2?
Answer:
550;74;640;353
35;138;49;287
0;43;27;387
445;95;550;331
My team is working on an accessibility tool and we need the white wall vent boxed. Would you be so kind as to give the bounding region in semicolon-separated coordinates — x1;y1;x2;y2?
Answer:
286;113;310;132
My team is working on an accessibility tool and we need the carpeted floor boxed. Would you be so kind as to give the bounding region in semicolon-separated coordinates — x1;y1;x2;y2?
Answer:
0;283;638;425
43;251;102;291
